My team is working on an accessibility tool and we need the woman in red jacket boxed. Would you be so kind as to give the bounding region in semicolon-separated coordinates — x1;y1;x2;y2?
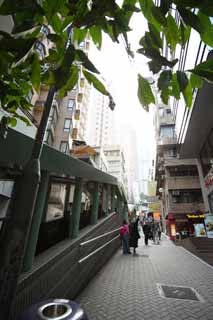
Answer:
120;220;131;254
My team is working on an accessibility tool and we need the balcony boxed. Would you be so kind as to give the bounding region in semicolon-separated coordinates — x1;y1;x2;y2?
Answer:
71;128;78;139
34;101;45;112
167;176;201;190
159;115;174;126
77;93;83;103
158;136;177;146
168;202;205;214
74;109;80;120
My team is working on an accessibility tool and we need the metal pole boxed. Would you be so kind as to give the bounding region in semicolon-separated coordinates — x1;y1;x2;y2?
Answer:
0;86;55;319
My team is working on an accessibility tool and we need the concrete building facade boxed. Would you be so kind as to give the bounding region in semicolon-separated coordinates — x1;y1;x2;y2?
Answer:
155;104;205;238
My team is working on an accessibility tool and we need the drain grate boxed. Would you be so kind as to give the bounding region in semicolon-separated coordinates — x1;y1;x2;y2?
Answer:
157;284;204;302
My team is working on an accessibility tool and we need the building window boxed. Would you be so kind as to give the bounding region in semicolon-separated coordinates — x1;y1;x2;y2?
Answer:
67;99;75;114
46;130;54;146
26;90;33;103
60;141;69;153
200;138;212;177
160;125;175;138
79;41;86;49
40;25;50;36
169;165;198;177
171;189;203;203
64;119;72;132
34;41;46;59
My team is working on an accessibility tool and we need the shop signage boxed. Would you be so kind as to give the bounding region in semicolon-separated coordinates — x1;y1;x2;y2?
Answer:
153;211;161;221
205;214;213;238
171;224;176;237
204;168;213;188
187;214;205;219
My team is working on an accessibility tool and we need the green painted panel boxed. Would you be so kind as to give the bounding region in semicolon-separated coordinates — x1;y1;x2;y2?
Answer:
0;129;118;186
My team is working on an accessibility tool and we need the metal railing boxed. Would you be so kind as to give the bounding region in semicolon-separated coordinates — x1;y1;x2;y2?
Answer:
78;227;121;264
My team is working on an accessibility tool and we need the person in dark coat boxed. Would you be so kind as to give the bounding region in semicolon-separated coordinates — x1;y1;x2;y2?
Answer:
129;217;140;254
143;222;151;246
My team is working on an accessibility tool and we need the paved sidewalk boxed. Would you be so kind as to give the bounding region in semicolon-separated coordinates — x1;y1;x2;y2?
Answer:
76;235;213;320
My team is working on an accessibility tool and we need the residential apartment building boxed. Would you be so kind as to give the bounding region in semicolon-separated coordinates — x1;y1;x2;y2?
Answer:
33;36;91;154
155;104;204;239
87;89;116;148
104;145;128;197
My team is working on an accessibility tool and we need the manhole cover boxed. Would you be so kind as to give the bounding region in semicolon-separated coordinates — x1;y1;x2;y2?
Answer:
157;284;204;302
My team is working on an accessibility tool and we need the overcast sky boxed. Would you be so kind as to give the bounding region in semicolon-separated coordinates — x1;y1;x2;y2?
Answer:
89;12;156;192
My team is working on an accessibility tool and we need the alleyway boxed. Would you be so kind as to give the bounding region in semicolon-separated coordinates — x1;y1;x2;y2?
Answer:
76;235;213;320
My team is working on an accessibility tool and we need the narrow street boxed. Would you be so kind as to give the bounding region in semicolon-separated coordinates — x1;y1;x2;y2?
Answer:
77;235;213;320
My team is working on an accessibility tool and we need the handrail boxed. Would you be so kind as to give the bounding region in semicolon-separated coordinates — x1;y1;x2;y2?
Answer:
78;235;120;264
80;227;120;247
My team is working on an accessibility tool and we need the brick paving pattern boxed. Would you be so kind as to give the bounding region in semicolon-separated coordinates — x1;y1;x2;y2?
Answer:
76;234;213;320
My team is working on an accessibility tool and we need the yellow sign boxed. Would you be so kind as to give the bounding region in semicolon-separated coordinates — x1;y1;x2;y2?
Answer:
187;214;205;219
171;224;176;237
153;211;161;221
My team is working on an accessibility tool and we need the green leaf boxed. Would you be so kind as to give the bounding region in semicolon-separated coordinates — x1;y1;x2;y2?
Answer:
139;0;161;31
43;0;64;17
73;28;88;44
198;11;213;47
31;54;40;93
176;71;188;91
148;61;162;74
8;117;17;127
89;26;102;50
49;14;63;33
173;0;213;17
151;6;167;28
0;0;44;15
180;21;191;46
83;70;108;96
158;70;172;90
177;6;203;34
160;88;170;105
189;59;213;82
164;14;180;52
148;23;163;49
137;74;155;111
183;79;192;107
138;47;178;69
190;73;203;89
172;73;180;100
160;0;171;15
58;65;79;98
75;49;100;74
176;71;192;107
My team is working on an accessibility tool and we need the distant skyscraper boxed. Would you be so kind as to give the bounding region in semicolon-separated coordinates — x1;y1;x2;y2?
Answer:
87;88;118;147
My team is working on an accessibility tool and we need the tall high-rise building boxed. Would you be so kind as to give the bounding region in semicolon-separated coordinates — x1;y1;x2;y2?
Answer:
87;89;117;147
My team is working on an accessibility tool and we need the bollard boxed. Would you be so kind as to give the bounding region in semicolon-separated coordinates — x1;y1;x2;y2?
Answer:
18;299;89;320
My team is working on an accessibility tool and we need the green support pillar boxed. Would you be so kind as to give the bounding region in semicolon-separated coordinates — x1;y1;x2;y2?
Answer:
103;184;108;216
111;186;116;212
91;182;99;225
124;204;128;221
107;184;111;213
69;178;83;239
23;171;49;272
117;198;121;217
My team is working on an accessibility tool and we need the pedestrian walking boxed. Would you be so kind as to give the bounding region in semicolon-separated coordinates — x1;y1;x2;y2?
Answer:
129;217;140;254
142;222;151;246
158;223;162;241
120;220;131;254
